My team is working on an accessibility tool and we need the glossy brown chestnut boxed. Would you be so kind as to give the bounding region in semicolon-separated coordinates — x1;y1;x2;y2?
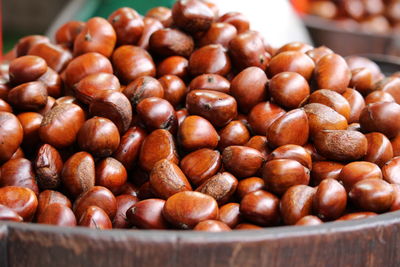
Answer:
112;194;138;229
382;157;400;184
0;158;39;195
342;88;366;123
311;161;344;186
240;190;280;226
222;146;265;178
277;42;313;54
189;44;231;77
73;186;117;220
112;45;156;84
163;191;219;229
61;152;95;198
193;220;231;232
15;35;50;57
63;52;113;88
229;31;269;71
365;91;395;105
230;67;268;113
74;17;116;58
308;89;351;121
17;112;43;149
303;103;348;137
218;202;242;228
392;135;400;157
364;132;393;167
268;145;312;169
267;109;309;148
374;77;400;104
314;53;351;94
146;6;172;27
236;177;265;199
55;20;85;48
247;102;285;136
108;7;144;45
390;184;400;211
0;99;12;112
9;55;47;85
38;68;62;98
28;42;72;73
217;12;249;33
78;206;112;229
218;120;250;150
339;161;382;191
180;148;221;186
280;185;315;225
199;22;237;49
349;178;394;212
35;144;63;190
139;129;179;172
0;204;23;222
188;74;230;94
305;46;333;63
172;0;214;33
77;117;120;157
268;51;315;80
150;159;192;199
36;190;71;218
313;178;347;220
349;68;374;96
137;18;163;50
8;81;48;111
234;223;263;230
95;157;127;194
245;136;270;158
37;203;76;226
269;72;310;109
337;212;377;221
158;74;187;107
262;159;310;196
136;97;177;133
126;198;168;229
295;215;323;226
178;115;219;151
74;72;121;104
89;91;132;134
186;89;237;127
359;102;400;139
113;126;147;170
149;28;194;58
123;76;164;108
0;186;38;221
39;103;85;148
157;56;188;79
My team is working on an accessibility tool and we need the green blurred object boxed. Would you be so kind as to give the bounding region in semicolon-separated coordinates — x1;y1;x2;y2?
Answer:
75;0;175;21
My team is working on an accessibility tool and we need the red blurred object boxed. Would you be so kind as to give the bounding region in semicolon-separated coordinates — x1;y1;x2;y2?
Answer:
291;0;310;14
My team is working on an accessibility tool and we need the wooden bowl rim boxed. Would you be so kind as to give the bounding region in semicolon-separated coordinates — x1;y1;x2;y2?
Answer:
2;210;400;242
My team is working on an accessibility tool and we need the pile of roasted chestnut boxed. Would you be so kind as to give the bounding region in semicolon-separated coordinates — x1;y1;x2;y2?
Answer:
307;0;400;34
1;0;400;232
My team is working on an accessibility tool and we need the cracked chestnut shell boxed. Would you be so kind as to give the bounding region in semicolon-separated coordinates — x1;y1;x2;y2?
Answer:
35;144;63;190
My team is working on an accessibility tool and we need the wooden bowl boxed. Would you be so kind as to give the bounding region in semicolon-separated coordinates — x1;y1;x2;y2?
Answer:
1;210;400;267
303;15;400;57
2;58;400;267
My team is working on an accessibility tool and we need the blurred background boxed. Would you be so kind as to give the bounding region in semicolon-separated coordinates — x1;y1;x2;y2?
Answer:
3;0;400;57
